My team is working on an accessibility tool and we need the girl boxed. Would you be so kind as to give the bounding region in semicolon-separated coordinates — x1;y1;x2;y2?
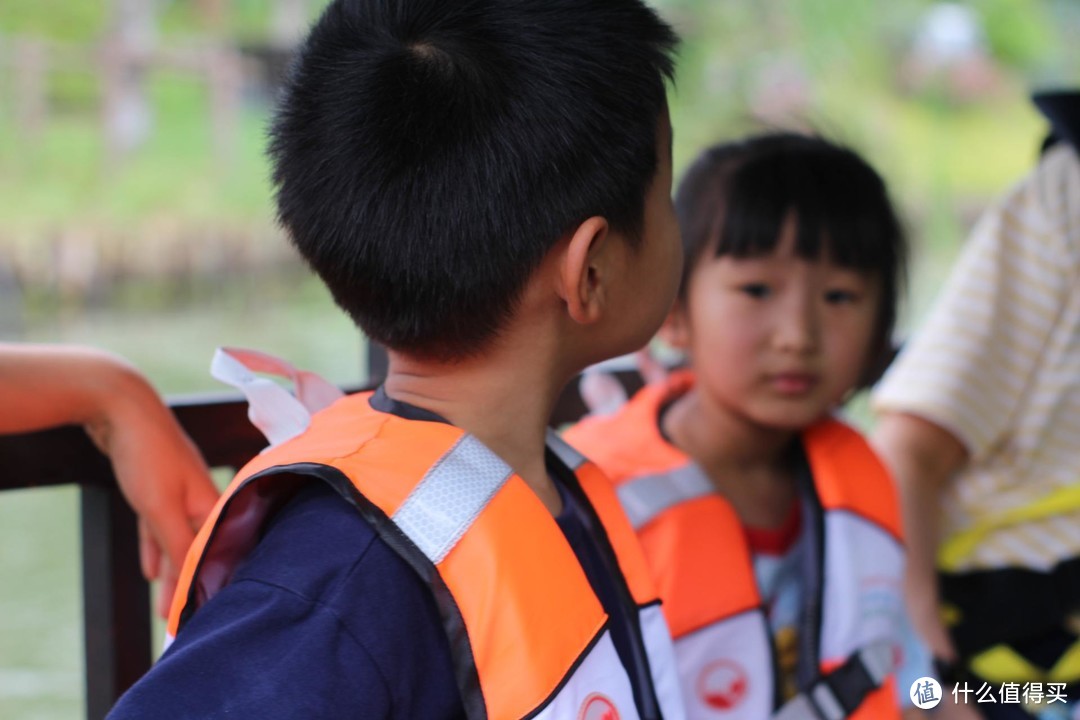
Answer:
566;133;934;719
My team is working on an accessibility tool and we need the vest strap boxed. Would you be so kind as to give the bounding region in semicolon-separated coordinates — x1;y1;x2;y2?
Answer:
774;639;893;720
210;347;345;448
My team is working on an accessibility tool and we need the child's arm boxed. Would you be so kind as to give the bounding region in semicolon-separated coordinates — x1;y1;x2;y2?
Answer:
872;412;968;663
0;343;219;615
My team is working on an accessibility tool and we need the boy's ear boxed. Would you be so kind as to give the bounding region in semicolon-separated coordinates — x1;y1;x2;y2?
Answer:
658;299;690;349
557;216;611;325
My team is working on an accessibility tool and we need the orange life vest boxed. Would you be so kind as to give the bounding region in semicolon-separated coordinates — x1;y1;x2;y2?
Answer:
169;391;686;720
565;372;905;720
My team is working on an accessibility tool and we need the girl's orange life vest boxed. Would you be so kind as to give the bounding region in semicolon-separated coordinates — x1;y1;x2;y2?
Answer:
565;372;906;720
168;391;685;720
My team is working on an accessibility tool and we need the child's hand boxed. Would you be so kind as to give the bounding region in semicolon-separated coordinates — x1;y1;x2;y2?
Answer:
82;361;220;617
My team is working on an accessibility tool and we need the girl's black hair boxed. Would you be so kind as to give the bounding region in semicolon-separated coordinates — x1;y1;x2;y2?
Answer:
674;132;907;385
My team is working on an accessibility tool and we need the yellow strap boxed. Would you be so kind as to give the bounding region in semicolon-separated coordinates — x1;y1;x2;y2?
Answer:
938;484;1080;570
969;645;1044;684
1049;639;1080;683
967;641;1080;684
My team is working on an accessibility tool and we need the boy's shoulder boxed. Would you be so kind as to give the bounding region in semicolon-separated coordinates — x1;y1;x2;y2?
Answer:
230;479;461;647
231;479;382;594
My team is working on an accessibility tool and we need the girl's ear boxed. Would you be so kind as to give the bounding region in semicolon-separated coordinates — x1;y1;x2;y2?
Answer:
658;299;690;350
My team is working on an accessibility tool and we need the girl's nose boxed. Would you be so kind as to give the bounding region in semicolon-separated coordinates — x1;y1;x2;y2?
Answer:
772;294;820;355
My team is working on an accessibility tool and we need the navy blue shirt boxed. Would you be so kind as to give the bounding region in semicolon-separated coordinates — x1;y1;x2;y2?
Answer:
110;397;656;719
110;480;465;719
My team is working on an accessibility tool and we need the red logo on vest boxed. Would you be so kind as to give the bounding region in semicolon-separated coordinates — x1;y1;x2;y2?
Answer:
578;693;620;720
697;659;749;710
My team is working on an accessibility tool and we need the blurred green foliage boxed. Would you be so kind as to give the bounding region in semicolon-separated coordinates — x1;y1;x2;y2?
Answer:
3;0;107;42
981;0;1056;69
0;2;1073;378
2;0;1077;250
3;0;324;42
0;78;274;236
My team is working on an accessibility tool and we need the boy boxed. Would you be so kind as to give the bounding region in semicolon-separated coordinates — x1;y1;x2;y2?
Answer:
109;1;685;718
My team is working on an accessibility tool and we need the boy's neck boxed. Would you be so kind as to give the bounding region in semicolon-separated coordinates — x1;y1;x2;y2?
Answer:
383;345;569;515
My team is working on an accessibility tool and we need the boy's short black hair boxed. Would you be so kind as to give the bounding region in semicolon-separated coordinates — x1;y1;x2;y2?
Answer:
270;0;678;360
674;132;907;385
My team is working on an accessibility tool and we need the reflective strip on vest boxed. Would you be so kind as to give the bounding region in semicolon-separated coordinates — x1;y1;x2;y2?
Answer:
393;434;514;564
617;464;713;530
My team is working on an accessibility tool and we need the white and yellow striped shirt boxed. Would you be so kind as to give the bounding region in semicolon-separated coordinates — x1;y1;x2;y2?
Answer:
873;143;1080;572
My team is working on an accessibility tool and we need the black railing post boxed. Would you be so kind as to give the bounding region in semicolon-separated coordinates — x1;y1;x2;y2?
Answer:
80;483;151;720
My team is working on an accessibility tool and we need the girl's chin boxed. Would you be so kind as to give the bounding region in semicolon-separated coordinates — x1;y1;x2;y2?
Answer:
749;405;831;432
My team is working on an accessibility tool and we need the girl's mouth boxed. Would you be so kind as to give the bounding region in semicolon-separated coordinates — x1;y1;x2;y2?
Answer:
769;373;818;395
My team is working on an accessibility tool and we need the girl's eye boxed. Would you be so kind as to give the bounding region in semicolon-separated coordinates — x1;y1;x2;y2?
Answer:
824;289;859;304
739;283;770;299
